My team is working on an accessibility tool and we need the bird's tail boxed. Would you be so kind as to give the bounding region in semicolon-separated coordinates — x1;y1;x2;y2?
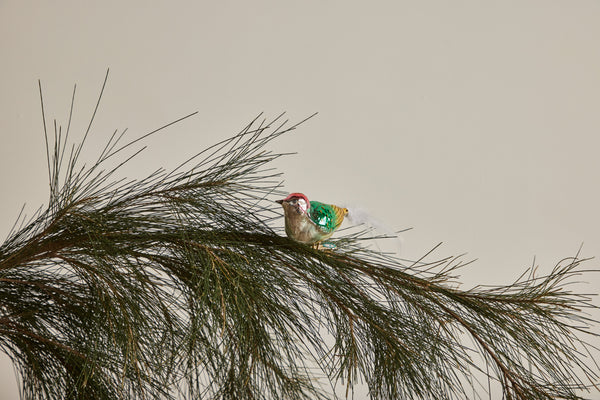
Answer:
344;205;393;234
343;205;404;253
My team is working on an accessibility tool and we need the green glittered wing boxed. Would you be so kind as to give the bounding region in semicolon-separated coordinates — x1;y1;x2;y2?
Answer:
308;201;347;233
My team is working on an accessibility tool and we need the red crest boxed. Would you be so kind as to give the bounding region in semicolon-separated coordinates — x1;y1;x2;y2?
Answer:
282;192;310;209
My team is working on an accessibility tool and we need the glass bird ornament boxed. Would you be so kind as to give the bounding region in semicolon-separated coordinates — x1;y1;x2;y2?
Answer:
276;192;348;248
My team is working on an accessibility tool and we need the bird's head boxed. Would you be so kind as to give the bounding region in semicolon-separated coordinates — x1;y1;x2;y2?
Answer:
276;193;310;215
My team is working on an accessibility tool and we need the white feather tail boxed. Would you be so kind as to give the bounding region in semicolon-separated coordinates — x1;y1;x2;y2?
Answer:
343;205;404;253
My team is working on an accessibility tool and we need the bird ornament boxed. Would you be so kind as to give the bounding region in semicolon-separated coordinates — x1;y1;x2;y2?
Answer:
276;192;348;248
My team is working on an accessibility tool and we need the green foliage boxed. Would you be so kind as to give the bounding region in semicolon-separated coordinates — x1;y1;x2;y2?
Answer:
0;73;598;399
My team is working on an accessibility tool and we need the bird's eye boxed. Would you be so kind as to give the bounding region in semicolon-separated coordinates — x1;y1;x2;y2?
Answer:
290;199;297;205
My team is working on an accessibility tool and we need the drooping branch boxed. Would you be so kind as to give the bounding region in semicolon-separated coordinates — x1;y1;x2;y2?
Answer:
0;74;598;400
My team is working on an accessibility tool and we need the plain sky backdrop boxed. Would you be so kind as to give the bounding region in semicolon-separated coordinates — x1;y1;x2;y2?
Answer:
1;1;599;398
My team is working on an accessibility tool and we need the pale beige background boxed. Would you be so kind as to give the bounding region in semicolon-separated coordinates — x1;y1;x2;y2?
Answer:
1;1;599;399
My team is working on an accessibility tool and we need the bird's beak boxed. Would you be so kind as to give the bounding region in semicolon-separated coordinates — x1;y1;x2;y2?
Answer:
275;199;284;204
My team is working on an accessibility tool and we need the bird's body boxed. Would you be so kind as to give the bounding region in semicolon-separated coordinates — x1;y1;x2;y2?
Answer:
276;193;348;246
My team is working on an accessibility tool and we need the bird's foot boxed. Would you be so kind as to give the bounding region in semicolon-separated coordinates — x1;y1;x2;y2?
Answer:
312;241;337;251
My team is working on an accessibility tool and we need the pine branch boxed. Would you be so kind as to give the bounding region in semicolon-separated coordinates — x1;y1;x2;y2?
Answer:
0;74;598;399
